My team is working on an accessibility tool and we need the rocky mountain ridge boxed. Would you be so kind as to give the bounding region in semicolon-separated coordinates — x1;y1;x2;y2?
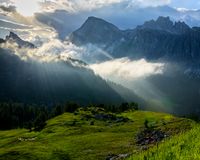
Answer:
70;16;200;62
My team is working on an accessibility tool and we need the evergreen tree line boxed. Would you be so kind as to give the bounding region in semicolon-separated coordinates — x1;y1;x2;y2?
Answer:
0;102;139;131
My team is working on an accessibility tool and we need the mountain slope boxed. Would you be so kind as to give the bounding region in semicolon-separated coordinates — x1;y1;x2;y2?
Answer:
0;48;125;105
0;32;133;105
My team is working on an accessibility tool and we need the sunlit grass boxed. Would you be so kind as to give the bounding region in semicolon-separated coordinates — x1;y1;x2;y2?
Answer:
0;110;195;160
129;125;200;160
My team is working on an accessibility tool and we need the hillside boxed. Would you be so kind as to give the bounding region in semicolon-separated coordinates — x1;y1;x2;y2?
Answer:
0;32;131;105
0;108;195;160
130;125;200;160
0;32;146;105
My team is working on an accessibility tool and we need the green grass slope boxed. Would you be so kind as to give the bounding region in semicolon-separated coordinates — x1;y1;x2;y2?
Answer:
0;108;195;160
129;124;200;160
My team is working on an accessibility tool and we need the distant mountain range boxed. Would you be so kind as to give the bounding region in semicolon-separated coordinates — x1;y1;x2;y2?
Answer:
70;16;200;62
35;5;200;40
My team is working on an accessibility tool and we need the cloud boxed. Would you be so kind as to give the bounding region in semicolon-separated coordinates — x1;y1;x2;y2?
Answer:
0;19;57;45
40;0;123;12
0;18;31;27
1;0;172;14
90;58;164;82
12;0;41;16
0;33;86;66
90;58;170;111
176;7;199;12
1;0;123;14
38;0;173;13
0;36;112;66
128;0;171;8
40;0;172;13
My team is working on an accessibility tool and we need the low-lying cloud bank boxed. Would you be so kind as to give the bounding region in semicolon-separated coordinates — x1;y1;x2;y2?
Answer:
90;58;164;82
1;38;165;77
90;58;172;112
0;31;116;66
0;40;81;65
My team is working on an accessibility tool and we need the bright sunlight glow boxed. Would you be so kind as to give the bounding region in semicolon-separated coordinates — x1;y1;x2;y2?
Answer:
12;0;41;16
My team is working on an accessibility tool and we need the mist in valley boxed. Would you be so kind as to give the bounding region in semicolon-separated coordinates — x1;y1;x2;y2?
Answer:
1;33;200;116
90;57;200;116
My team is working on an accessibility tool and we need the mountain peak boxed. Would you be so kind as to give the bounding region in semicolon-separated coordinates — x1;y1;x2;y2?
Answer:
156;16;173;27
70;16;122;45
138;16;173;32
6;32;20;40
4;32;35;48
87;16;102;21
157;16;171;22
138;16;190;34
83;16;120;31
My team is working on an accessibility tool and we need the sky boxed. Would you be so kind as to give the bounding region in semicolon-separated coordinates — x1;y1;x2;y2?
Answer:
0;0;199;17
171;0;200;9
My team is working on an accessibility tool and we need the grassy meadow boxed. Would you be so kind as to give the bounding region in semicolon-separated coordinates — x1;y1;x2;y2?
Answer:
0;108;195;160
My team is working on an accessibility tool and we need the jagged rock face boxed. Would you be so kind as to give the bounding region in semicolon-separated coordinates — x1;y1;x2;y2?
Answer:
5;32;35;48
70;16;200;61
114;27;200;60
137;17;190;34
137;17;174;32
